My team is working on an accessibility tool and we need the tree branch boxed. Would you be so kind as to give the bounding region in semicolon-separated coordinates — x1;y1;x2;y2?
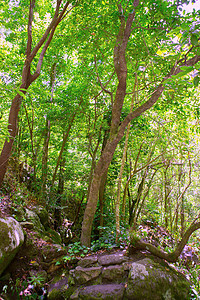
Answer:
129;219;200;263
29;1;62;61
30;1;70;82
27;0;35;56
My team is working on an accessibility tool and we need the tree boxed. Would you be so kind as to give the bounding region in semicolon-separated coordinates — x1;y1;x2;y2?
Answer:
80;0;200;246
0;0;75;186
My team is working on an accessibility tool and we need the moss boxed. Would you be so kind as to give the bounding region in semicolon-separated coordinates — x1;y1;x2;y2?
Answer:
0;220;12;251
48;286;75;300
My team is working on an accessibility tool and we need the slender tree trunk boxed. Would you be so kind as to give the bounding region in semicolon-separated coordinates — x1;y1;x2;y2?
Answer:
121;152;131;221
164;163;170;228
54;158;65;230
41;118;51;198
41;63;57;200
116;75;137;242
135;169;157;224
98;128;110;232
23;99;37;188
130;168;148;228
98;171;107;231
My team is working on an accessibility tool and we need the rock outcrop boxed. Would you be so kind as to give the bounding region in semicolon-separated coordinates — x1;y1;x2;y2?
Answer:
0;217;24;276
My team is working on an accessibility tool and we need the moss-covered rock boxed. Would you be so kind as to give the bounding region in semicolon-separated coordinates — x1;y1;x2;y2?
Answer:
32;206;49;230
47;277;75;300
0;217;24;276
78;284;125;300
25;208;45;234
125;257;190;300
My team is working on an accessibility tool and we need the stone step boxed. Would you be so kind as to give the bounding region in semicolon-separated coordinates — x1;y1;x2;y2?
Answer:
70;284;125;300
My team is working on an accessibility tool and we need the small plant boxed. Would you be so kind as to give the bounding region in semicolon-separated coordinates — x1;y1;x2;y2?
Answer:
29;273;46;288
68;241;89;256
91;224;129;252
57;242;90;264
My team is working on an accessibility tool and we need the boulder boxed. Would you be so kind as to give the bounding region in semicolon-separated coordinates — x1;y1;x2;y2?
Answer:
125;257;191;300
0;217;24;276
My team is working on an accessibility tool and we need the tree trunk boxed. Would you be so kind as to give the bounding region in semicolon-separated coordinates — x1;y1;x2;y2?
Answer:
41;63;56;201
54;158;65;230
121;151;132;221
130;168;148;228
135;169;157;224
164;163;170;228
41;118;51;199
0;94;22;185
115;75;137;241
98;128;110;233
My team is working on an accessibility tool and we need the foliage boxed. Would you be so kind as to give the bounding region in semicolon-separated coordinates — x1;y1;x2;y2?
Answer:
2;276;46;300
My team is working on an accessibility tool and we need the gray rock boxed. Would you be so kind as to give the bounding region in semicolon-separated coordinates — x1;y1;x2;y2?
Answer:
77;256;98;268
98;253;128;266
125;257;190;300
102;265;126;283
0;217;24;276
71;266;102;285
78;284;125;299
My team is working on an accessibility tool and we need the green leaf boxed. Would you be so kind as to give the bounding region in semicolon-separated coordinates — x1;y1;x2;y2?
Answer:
171;71;188;79
180;66;193;72
191;34;198;46
193;76;200;87
17;90;26;99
